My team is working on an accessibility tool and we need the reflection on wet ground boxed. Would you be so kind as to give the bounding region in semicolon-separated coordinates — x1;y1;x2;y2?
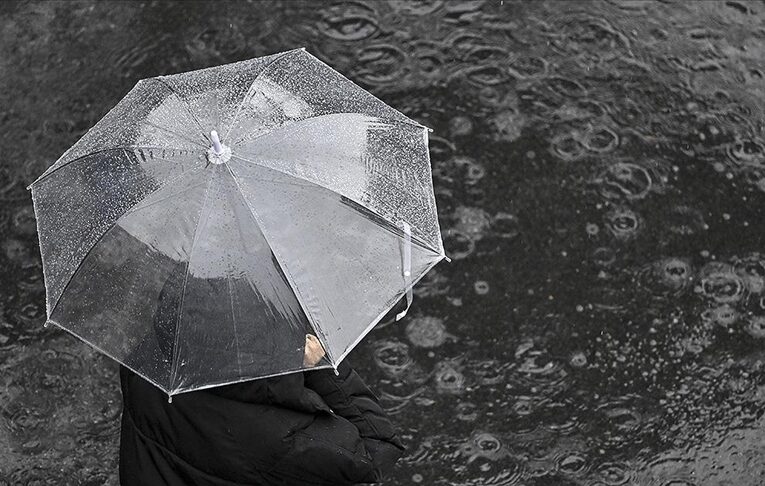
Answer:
2;1;765;484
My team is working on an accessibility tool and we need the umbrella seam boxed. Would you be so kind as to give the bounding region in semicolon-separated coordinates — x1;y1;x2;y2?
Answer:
225;266;244;379
333;254;447;366
45;318;171;393
226;163;333;357
31;78;212;188
227;118;436;238
224;94;284;147
169;175;216;392
141;117;210;149
302;50;430;131
222;48;303;143
227;112;427;149
213;64;222;136
229;154;441;255
169;363;335;396
422;129;447;256
115;177;211;217
28;146;202;189
60;157;205;264
29;186;53;318
223;164;337;366
154;76;214;147
28;73;210;188
44;163;207;318
225;161;445;368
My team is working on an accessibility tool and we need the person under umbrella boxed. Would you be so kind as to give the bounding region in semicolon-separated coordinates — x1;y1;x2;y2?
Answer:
120;265;408;485
27;48;448;485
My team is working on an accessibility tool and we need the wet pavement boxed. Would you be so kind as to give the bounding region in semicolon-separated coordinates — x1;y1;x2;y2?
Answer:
1;1;765;484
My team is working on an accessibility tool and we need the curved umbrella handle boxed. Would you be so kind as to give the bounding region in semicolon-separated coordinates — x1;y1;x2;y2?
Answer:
395;221;413;321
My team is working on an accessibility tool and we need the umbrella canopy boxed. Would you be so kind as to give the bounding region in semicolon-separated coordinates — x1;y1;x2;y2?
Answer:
28;48;447;396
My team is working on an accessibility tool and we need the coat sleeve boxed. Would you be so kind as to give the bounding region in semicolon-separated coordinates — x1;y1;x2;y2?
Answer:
268;360;406;485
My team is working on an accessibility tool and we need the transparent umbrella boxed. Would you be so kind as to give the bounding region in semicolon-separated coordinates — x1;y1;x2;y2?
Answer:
27;48;449;397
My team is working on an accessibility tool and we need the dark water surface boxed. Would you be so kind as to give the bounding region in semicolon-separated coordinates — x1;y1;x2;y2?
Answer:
2;1;765;484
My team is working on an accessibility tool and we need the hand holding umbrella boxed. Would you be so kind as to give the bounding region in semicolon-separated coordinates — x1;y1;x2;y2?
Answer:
303;333;326;368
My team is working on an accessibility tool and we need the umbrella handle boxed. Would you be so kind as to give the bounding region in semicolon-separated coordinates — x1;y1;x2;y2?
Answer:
395;221;413;321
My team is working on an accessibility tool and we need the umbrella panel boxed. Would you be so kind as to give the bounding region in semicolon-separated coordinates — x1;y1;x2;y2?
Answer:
233;112;443;254
34;78;207;183
31;148;205;318
228;158;443;363
50;165;319;394
48;169;210;391
170;167;317;393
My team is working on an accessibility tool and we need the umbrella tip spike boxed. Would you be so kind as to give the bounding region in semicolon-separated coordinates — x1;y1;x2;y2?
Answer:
206;131;231;164
210;130;223;154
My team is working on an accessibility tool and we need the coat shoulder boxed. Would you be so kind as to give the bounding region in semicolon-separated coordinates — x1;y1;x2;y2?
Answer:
120;366;317;484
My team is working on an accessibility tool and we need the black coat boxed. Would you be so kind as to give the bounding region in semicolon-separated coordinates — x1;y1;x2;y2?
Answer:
120;357;406;485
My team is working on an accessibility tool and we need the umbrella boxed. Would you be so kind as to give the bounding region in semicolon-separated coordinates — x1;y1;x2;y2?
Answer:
28;47;449;398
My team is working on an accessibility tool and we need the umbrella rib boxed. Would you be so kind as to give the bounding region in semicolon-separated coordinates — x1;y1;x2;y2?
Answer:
141;118;208;149
228;112;427;149
222;47;428;145
120;177;211;218
222;163;337;366
221;48;303;143
227;116;432;219
229;114;315;149
226;273;244;378
333;254;446;366
44;317;172;394
45;164;207;318
154;76;213;147
303;50;431;131
213;66;222;136
169;175;215;392
228;154;441;255
37;158;206;298
28;146;201;189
